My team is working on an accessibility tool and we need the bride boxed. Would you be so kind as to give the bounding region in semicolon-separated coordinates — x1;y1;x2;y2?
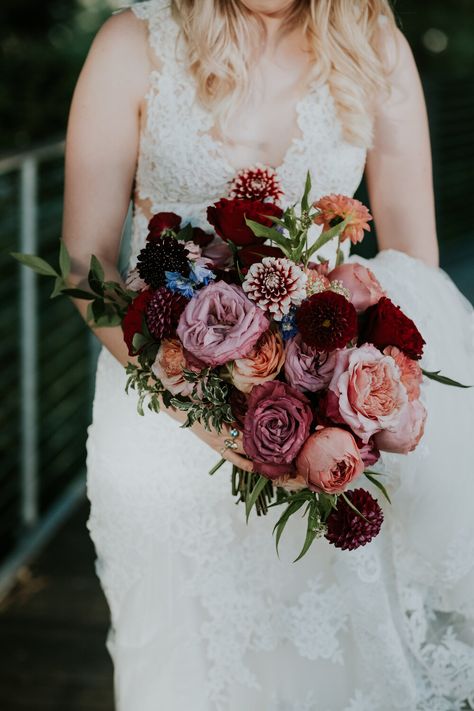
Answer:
62;0;474;709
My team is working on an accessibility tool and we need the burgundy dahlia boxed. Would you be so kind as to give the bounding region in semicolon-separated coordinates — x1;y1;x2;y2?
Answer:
145;287;189;341
325;488;384;551
296;291;357;351
136;236;190;289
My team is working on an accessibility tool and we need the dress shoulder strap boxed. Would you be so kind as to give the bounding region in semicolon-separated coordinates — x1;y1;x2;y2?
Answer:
117;1;180;69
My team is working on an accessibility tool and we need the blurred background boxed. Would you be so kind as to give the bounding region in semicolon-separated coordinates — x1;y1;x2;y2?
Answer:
0;1;473;709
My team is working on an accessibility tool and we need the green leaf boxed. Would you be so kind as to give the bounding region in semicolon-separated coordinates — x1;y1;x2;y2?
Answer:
422;368;472;389
88;254;105;295
59;240;71;279
175;223;193;241
301;170;312;213
293;501;320;563
132;332;149;351
245;475;269;523
243;218;289;246
10;252;58;277
60;288;96;300
49;275;66;299
341;492;369;523
273;498;306;558
364;472;391;504
306;216;350;260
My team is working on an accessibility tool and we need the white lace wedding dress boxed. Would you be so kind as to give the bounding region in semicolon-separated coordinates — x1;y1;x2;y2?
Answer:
85;2;474;709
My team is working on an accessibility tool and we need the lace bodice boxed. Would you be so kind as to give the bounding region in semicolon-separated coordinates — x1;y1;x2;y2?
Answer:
126;0;367;268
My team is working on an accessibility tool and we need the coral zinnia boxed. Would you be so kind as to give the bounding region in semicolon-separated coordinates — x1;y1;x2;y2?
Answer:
228;164;284;203
145;287;189;341
296;291;357;351
325;488;384;550
136;236;190;289
313;194;372;244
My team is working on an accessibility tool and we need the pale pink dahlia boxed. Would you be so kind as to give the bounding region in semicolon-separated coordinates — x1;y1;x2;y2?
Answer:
242;257;307;321
313;194;372;245
228;164;284;204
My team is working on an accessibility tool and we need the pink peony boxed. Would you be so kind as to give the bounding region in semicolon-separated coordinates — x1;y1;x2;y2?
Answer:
177;282;269;367
374;399;427;454
284;334;337;392
230;329;285;394
383;346;423;401
326;344;408;444
328;263;385;314
243;381;313;479
296;427;365;494
152;339;195;396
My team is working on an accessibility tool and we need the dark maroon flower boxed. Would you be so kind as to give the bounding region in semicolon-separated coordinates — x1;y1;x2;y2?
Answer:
145;287;188;341
137;236;190;289
325;488;384;551
206;198;283;247
122;290;154;356
147;212;182;240
296;291;358;351
358;296;425;360
238;244;285;269
243;380;313;479
191;227;214;248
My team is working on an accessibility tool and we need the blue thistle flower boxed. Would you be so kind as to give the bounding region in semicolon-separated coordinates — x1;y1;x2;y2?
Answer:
164;271;195;299
280;305;298;342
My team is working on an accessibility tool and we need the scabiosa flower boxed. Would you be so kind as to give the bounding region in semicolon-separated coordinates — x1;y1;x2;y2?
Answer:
313;194;372;245
228;164;284;204
145;286;189;341
136;236;190;289
325;488;384;550
296;290;358;351
242;257;307;321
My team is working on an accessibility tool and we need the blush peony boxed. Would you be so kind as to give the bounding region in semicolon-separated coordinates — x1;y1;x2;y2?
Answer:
295;427;364;494
374;399;427;454
326;344;408;443
328;263;385;313
243;381;313;479
383;346;423;401
176;282;269;367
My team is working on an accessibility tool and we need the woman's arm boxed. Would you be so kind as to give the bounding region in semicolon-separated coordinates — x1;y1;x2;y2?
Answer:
365;28;439;268
62;11;254;471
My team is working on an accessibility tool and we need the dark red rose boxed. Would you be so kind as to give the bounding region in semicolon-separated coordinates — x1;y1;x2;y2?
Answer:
192;227;214;248
122;290;154;356
206;198;283;247
238;244;285;269
296;291;358;352
358;296;425;360
148;212;182;240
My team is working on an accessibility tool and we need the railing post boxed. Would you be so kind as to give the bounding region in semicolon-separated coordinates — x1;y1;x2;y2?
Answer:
19;156;39;527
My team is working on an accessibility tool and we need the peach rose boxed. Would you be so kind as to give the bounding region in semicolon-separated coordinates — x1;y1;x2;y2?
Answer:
229;329;285;394
374;399;427;454
383;346;422;401
296;427;365;494
152;338;195;396
326;344;408;443
328;263;385;313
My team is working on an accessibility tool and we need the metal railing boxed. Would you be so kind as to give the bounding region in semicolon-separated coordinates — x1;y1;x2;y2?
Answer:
0;140;91;598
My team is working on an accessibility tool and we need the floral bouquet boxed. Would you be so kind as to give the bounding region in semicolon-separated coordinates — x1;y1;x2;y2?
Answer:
12;166;470;561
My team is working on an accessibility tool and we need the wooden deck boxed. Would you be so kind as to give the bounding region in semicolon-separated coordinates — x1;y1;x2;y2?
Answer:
0;502;114;711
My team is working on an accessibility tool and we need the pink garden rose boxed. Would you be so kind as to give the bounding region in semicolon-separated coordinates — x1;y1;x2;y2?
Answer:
284;334;337;392
326;343;408;443
243;381;313;479
152;339;195;396
374;399;427;454
383;346;423;401
230;329;285;394
328;263;385;313
177;282;269;367
296;427;365;494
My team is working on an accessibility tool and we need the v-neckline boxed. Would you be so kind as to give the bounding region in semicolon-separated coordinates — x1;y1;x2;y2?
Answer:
198;76;322;180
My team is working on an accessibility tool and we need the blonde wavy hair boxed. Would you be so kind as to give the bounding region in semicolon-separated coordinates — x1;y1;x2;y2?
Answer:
170;0;399;148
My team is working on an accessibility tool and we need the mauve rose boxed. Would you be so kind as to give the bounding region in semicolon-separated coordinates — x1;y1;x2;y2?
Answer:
383;346;422;401
284;334;337;392
296;427;364;494
374;399;427;454
243;381;313;479
177;282;269;367
202;237;234;268
230;329;285;394
152;339;195;396
326;343;408;443
328;263;385;313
